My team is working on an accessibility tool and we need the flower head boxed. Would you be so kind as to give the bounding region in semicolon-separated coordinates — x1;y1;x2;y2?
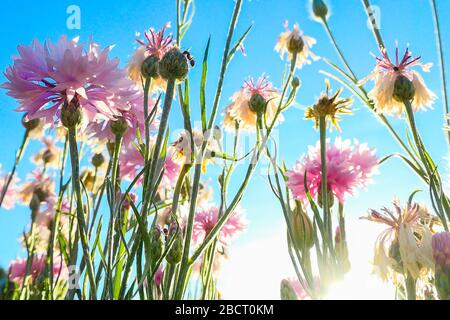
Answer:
31;137;61;167
432;232;450;269
2;36;136;127
19;170;55;204
128;23;173;89
223;75;282;131
192;205;247;245
275;21;319;69
360;47;436;115
305;81;352;131
364;200;434;281
9;255;67;286
286;138;378;205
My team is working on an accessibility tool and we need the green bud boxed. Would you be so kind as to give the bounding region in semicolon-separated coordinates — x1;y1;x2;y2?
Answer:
388;237;404;274
158;47;189;81
166;233;183;264
280;279;298;300
249;93;266;115
141;55;160;79
312;0;329;20
149;228;163;262
29;193;41;214
318;186;334;208
61;97;82;128
287;35;304;55
393;75;415;103
107;142;115;156
291;204;314;252
291;76;301;88
42;149;56;164
91;153;105;168
22;115;40;131
213;125;222;141
110;117;128;137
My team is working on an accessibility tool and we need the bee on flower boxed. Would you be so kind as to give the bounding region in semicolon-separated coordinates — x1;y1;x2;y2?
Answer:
223;75;282;131
360;47;436;116
364;200;435;283
275;21;319;69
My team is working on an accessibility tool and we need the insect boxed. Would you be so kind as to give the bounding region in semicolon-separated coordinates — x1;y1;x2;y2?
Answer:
183;50;195;67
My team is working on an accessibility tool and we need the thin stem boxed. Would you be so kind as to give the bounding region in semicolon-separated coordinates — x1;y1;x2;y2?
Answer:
405;273;417;300
173;0;243;299
142;78;176;216
67;126;97;299
0;130;29;207
321;19;357;80
319;116;332;256
361;0;385;49
430;0;450;148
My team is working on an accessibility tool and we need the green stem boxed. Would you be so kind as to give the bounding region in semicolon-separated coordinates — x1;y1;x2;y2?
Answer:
0;129;29;207
405;273;417;300
361;0;385;49
430;0;450;149
142;78;176;216
67;126;97;299
321;19;357;80
173;0;243;299
319;116;332;256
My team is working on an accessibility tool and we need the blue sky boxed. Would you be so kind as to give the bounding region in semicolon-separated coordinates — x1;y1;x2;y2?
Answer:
0;0;449;275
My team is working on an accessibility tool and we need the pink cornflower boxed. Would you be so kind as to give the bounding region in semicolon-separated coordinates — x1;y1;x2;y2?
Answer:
8;255;68;286
360;47;436;115
192;205;247;245
223;75;282;131
286;138;378;205
86;90;159;145
128;23;173;87
2;36;135;126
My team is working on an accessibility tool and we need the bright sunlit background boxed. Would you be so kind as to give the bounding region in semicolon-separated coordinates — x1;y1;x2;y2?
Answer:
1;0;449;299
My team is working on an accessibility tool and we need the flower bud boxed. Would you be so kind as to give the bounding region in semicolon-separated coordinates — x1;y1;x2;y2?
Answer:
42;149;57;164
249;93;266;115
393;75;415;103
312;0;329;20
61;97;82;128
29;193;41;214
22;115;40;131
91;153;105;168
110;117;128;137
291;204;314;252
291;76;301;88
388;237;403;274
107;142;115;156
280;279;298;300
141;55;160;79
318;186;334;208
150;227;164;262
287;34;305;55
158;47;189;81
432;232;450;300
166;223;183;264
